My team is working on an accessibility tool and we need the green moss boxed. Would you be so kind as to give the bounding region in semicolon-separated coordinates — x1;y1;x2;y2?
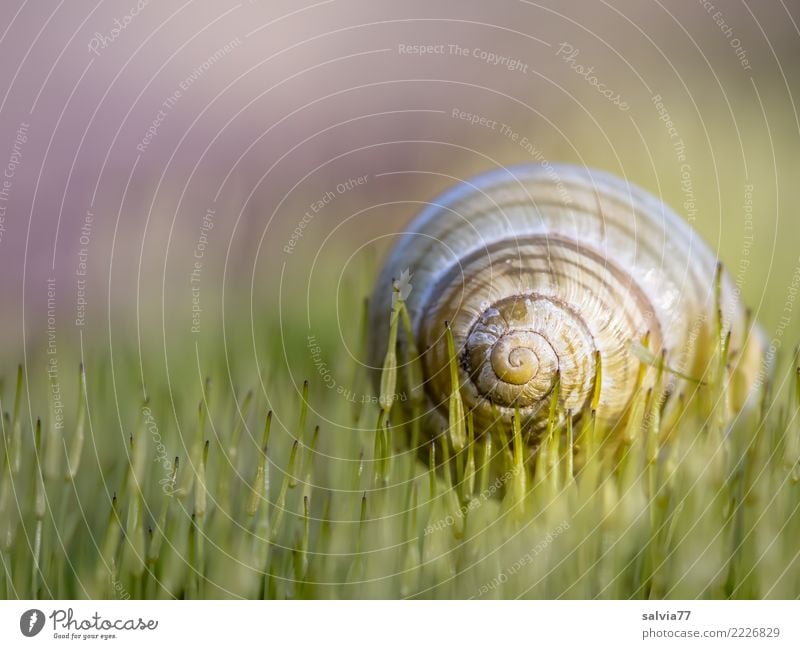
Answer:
0;288;798;600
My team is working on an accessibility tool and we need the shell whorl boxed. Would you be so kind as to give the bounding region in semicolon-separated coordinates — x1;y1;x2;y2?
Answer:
368;164;764;435
415;233;663;431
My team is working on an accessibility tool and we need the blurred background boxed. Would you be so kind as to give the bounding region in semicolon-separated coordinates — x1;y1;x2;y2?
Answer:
1;0;800;603
0;0;798;403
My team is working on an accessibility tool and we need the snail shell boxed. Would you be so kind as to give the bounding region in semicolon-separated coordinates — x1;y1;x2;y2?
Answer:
368;164;765;436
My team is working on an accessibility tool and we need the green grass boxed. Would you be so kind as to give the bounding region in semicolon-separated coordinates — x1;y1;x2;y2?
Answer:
0;279;799;600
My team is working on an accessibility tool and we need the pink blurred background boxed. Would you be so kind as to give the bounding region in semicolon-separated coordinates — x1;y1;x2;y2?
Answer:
0;0;798;365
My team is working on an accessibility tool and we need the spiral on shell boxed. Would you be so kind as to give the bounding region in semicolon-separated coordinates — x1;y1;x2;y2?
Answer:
368;164;765;438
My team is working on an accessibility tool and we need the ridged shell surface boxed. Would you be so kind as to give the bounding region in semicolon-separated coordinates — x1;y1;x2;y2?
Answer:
368;164;763;434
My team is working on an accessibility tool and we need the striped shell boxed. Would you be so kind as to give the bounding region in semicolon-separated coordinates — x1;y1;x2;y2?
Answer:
368;164;765;436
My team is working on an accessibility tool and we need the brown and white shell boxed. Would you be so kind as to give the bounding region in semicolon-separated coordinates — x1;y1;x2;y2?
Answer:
368;164;765;436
